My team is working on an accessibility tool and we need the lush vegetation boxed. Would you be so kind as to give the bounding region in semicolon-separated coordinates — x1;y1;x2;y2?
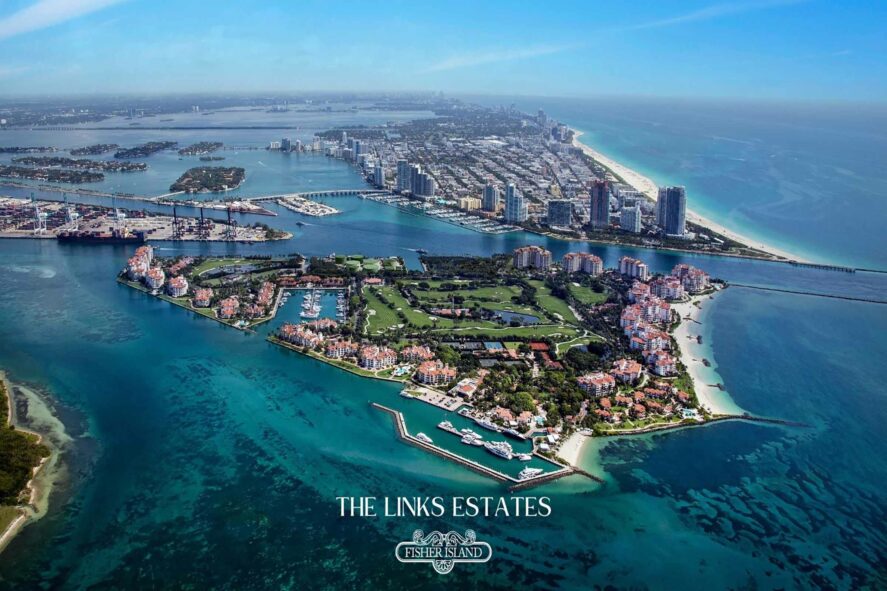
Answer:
0;380;50;506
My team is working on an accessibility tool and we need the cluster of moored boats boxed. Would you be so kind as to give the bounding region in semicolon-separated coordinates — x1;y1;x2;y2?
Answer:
437;421;533;462
336;292;346;321
300;290;322;319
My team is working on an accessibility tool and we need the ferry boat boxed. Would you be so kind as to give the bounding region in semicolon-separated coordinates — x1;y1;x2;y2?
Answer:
518;467;543;480
484;441;513;460
516;453;533;461
415;433;433;444
476;418;501;432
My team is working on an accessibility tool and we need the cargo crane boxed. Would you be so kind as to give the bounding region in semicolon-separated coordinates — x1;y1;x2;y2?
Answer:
225;206;238;240
63;193;80;231
31;193;48;235
198;206;210;240
112;196;127;232
171;204;184;240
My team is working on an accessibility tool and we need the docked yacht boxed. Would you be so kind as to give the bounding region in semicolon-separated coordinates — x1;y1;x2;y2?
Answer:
516;453;533;461
415;433;433;444
518;467;543;480
484;440;514;460
476;418;501;432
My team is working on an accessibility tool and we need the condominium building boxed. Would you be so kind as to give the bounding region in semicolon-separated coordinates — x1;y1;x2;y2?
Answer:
547;199;572;227
589;180;610;229
166;275;188;298
415;361;457;386
482;183;500;212
513;245;552;269
620;204;642;233
504;183;528;223
562;252;603;275
657;186;687;236
618;256;650;281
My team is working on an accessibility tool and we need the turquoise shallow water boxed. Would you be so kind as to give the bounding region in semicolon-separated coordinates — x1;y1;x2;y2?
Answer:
0;107;885;589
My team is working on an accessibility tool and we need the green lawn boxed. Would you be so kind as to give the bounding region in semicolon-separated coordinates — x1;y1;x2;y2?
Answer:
433;324;581;340
554;334;603;355
569;284;608;306
364;288;401;334
529;280;580;325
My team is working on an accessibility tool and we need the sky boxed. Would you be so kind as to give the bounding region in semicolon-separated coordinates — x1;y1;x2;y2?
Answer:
0;0;884;101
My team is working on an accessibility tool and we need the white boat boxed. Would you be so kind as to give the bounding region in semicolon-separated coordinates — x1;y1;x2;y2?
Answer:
476;419;501;432
437;420;455;431
460;434;477;445
459;428;480;438
518;467;543;480
516;453;532;461
415;433;433;444
484;441;513;460
503;428;523;440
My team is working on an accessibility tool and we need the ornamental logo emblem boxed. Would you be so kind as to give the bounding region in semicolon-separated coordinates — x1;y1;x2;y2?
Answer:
395;529;493;574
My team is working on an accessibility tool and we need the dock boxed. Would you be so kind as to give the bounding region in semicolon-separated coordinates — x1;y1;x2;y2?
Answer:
371;403;600;490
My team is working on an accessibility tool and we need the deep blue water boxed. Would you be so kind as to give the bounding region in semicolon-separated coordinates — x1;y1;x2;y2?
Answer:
0;104;884;589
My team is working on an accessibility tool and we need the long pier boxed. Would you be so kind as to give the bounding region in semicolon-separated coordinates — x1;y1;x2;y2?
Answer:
247;189;389;202
730;283;887;305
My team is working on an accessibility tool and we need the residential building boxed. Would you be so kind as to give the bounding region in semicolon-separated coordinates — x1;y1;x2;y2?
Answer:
358;346;397;370
562;252;603;275
373;161;384;188
457;197;482;211
589;180;610;229
620;204;642;233
611;358;644;384
218;296;240;320
482;183;500;212
415;361;457;386
618;256;650;281
577;372;616;397
671;264;710;293
513;245;552;269
400;345;435;362
145;267;165;290
657;186;687;236
193;288;213;308
325;339;360;359
547;199;572;226
167;275;188;298
396;159;410;191
504;183;528;223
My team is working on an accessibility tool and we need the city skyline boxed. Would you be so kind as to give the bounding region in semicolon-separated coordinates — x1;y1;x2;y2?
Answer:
0;0;884;101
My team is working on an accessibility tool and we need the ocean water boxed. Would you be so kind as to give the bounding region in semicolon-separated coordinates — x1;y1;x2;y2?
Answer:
0;106;884;589
472;95;887;270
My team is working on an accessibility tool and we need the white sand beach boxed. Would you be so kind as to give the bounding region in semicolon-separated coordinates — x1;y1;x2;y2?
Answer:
557;430;589;466
670;292;744;416
570;130;807;262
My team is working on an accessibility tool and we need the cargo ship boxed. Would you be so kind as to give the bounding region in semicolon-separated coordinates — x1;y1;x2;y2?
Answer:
57;229;146;244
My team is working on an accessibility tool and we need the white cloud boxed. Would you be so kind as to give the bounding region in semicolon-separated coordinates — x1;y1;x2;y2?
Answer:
623;0;807;32
425;43;579;73
0;0;126;41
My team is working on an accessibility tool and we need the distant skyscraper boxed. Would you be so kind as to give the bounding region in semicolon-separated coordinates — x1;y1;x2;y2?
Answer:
482;183;500;212
504;183;527;223
657;186;687;236
280;137;291;152
341;131;348;145
352;140;362;162
589;180;610;229
396;160;410;191
620;204;642;233
373;162;384;188
547;200;572;227
409;164;423;194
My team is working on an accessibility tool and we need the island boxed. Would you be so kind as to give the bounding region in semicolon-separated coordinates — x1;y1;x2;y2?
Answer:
0;146;57;154
170;166;245;193
118;245;752;482
114;141;177;159
0;165;103;184
11;156;147;172
178;141;223;156
69;143;119;156
0;373;51;548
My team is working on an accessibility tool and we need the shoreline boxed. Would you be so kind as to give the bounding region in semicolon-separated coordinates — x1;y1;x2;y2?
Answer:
0;372;69;554
670;290;745;416
569;129;809;263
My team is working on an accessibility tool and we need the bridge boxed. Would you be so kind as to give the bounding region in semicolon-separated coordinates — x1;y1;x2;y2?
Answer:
246;189;390;202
